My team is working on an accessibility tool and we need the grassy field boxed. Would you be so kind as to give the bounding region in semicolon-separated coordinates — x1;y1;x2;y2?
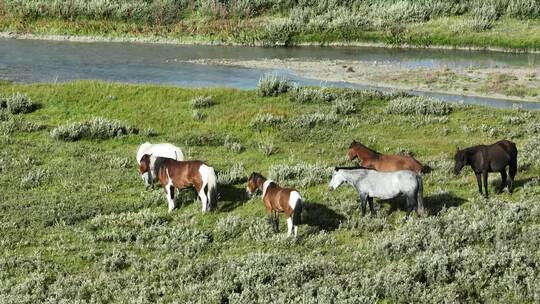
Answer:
1;80;540;302
1;0;540;50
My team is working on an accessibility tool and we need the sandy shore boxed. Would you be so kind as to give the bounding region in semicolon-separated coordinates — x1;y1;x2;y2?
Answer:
179;58;540;103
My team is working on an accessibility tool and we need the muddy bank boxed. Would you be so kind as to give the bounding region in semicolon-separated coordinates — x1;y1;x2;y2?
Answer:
179;58;540;102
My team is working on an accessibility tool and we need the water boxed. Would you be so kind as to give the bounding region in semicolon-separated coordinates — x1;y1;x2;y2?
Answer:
1;38;539;109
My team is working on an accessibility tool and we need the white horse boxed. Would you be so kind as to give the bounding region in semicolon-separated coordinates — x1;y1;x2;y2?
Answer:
136;142;184;186
329;167;424;217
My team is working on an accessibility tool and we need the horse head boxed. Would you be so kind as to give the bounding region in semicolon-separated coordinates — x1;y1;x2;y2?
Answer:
246;172;265;197
138;154;153;187
453;148;466;175
328;169;346;190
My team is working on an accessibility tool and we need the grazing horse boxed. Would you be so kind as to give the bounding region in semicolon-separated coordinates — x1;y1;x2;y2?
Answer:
454;139;517;198
137;142;184;186
139;155;217;212
347;140;425;173
329;167;424;217
246;172;303;237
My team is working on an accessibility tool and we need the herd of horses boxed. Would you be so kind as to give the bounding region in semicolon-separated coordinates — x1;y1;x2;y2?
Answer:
137;138;519;236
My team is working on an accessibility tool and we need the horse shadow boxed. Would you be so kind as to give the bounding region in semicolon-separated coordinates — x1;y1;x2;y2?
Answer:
385;192;465;216
217;184;250;212
301;201;346;231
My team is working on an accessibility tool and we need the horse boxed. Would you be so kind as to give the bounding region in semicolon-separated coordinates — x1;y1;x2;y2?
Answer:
139;155;217;213
329;167;424;217
347;140;426;173
137;142;184;186
246;172;303;237
454;139;517;198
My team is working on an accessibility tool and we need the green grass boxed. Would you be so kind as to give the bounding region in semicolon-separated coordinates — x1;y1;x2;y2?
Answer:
1;81;540;302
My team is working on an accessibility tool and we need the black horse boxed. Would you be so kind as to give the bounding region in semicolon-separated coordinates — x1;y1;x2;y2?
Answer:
454;140;517;198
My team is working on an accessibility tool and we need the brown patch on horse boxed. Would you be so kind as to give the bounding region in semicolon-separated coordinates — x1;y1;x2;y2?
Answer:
347;141;424;173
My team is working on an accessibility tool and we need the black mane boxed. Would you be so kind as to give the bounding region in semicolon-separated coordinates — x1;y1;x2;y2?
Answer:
334;166;372;171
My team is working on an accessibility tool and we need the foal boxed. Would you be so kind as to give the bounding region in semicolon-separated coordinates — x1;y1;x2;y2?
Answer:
139;155;218;212
247;172;303;237
347;140;425;173
454;139;517;198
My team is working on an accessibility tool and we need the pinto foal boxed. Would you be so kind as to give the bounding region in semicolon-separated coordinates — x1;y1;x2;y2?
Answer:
139;155;218;212
247;173;303;237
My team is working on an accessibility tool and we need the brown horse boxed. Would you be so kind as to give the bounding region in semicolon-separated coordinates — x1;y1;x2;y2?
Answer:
347;140;425;173
139;155;217;212
247;172;303;237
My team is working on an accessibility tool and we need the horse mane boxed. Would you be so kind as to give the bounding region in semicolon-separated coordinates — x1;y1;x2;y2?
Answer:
152;156;170;175
349;141;381;158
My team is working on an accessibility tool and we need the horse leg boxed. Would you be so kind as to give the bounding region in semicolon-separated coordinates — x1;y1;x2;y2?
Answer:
475;173;483;196
368;197;375;217
405;196;415;218
483;171;489;198
166;184;175;213
274;210;280;233
498;169;507;193
508;156;517;193
286;216;293;236
359;193;367;217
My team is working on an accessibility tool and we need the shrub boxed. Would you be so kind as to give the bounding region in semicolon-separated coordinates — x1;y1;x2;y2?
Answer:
224;135;245;153
249;113;285;131
191;95;215;108
0;92;36;114
521;135;540;169
268;162;332;187
257;74;289;97
333;98;357;115
217;163;246;185
386;96;453;116
288;112;340;129
50;117;138;141
192;109;206;121
288;85;337;103
183;133;224;146
257;139;279;156
20;168;48;189
0;115;44;135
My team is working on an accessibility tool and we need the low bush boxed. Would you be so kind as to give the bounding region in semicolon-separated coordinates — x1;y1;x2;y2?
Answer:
288;112;340;129
0;92;36;114
268;162;332;187
386;96;453;116
257;139;279;156
249;113;285;131
333;98;357;115
191;95;215;108
184;133;224;146
20;168;48;189
256;74;290;97
224;135;245;153
217;163;246;185
51;117;138;141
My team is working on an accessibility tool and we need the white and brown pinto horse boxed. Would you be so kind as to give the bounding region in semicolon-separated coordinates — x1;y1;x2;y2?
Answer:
247;172;303;237
136;142;184;186
139;155;217;213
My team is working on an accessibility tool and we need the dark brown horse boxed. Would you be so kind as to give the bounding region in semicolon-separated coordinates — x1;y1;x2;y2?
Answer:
246;172;303;237
347;140;425;173
454;140;517;198
139;155;217;212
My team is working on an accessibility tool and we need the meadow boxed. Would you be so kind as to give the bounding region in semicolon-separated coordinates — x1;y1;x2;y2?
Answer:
1;78;540;303
1;0;540;50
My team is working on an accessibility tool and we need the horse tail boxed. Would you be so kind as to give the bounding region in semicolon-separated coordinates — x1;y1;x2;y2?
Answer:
509;148;518;179
420;165;433;174
205;166;218;210
290;191;303;226
415;174;425;216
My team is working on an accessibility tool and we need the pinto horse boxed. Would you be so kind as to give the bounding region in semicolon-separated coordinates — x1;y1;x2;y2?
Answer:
247;172;303;237
347;140;425;173
139;155;217;212
454;140;517;198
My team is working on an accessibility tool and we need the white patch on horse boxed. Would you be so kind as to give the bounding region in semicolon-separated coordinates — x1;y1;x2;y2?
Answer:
136;142;184;163
262;180;274;198
165;168;175;213
198;164;210;212
286;217;293;236
288;191;301;210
